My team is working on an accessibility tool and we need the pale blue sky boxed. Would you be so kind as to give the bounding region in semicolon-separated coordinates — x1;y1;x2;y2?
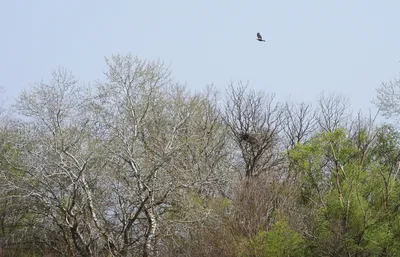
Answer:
1;1;400;113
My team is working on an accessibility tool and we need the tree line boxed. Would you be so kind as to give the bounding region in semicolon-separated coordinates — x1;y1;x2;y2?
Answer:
1;53;400;256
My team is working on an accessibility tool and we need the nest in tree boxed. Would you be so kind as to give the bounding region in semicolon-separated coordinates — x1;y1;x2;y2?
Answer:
239;133;258;145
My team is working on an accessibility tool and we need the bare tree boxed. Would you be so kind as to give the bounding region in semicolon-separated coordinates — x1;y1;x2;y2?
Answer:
223;81;284;178
9;68;99;256
1;55;232;256
374;77;400;120
282;101;317;150
85;54;231;256
316;92;350;133
85;54;177;256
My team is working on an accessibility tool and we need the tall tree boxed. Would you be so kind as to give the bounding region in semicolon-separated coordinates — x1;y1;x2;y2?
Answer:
223;82;284;178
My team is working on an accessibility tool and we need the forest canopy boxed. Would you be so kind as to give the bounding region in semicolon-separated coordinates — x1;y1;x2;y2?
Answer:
1;53;400;256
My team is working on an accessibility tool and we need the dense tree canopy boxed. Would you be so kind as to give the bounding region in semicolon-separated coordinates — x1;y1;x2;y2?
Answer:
1;53;400;256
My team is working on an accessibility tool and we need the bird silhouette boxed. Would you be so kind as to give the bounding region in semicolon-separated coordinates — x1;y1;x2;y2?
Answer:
256;32;265;42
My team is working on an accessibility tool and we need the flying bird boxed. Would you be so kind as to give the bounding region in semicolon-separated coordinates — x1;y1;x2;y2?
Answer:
256;32;265;42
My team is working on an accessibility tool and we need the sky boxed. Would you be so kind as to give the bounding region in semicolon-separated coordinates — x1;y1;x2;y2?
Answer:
1;1;400;115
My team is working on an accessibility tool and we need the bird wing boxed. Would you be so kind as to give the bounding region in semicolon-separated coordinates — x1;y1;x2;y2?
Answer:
257;32;262;40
